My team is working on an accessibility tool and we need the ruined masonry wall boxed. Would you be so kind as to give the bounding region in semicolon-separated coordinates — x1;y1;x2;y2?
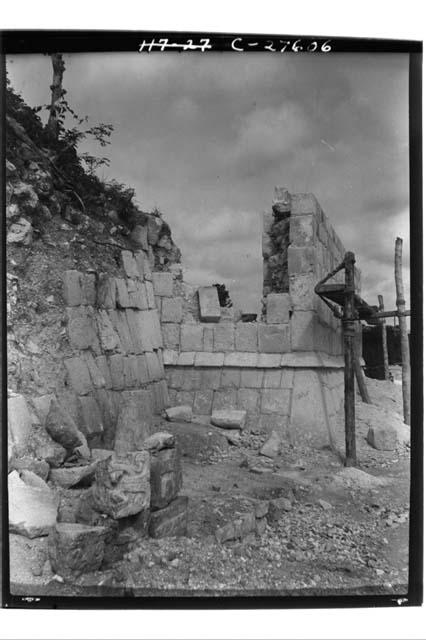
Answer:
62;249;168;449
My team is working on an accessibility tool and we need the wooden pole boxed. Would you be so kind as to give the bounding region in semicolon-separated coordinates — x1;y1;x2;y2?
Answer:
378;294;390;380
394;238;411;425
354;320;371;403
343;252;357;466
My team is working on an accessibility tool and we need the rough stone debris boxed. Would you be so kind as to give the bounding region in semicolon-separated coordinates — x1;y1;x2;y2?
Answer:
8;471;59;539
259;430;282;458
91;450;151;519
143;431;175;452
162;421;229;459
367;425;399;451
45;398;83;451
211;409;247;430
48;522;107;578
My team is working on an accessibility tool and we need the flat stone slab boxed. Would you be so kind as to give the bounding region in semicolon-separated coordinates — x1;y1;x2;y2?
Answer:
48;522;107;578
8;471;59;538
211;409;246;430
198;286;221;322
165;405;193;423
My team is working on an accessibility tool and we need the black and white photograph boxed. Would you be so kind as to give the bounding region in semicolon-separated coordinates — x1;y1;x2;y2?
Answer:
1;30;422;609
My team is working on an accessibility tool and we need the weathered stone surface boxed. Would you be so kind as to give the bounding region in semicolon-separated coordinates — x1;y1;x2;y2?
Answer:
17;469;49;490
8;471;58;538
121;250;140;279
151;380;169;413
223;352;258;368
92;450;150;519
143;432;175;452
235;323;258;352
96;309;122;352
177;352;196;366
130;225;149;251
150;447;182;510
63;270;83;306
213;324;235;351
114;390;154;454
138;309;163;350
35;442;67;468
96;274;116;308
367;426;399;451
115;278;131;307
237;389;259;413
266;293;291;324
289;213;317;246
82;273;96;306
148;496;188;538
162;297;183;323
10;456;50;481
145;280;155;308
212;389;237;412
109;354;125;390
67;306;99;351
95;356;112;390
50;463;98;489
164;420;229;459
152;272;173;297
194;352;224;367
262;370;283;389
31;394;55;427
123;355;139;388
258;324;291;353
145;351;163;382
290;310;316;351
291;193;321;216
257;354;281;368
127;279;148;309
8;395;32;453
220;367;241;388
289;273;317;311
165;405;193;423
64;357;93;396
83;353;106;389
260;430;281;458
241;369;264;388
198;286;221;322
78;396;104;441
162;324;180;350
163;350;178;366
261;389;291;416
48;522;107;577
267;497;292;523
46;398;82;450
211;409;246;430
202;324;214;350
193;390;214;415
180;324;204;351
290;369;330;447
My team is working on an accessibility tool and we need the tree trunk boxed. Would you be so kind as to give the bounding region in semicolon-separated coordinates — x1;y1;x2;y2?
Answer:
46;53;65;143
378;294;390;380
394;237;411;425
343;252;357;466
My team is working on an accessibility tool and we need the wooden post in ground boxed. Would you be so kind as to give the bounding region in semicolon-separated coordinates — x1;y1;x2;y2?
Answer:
354;320;371;403
394;237;411;425
378;294;390;380
343;252;357;466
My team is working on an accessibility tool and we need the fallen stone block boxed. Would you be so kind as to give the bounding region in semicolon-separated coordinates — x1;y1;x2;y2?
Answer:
165;405;193;423
35;442;67;468
18;469;50;490
150;447;182;510
45;398;82;451
148;496;188;538
143;432;175;452
163;421;229;460
48;522;107;578
367;425;399;451
10;456;50;481
114;390;154;454
91;450;151;519
211;409;246;430
31;394;55;427
254;501;270;519
8;470;58;538
49;463;98;489
267;497;292;523
8;394;32;454
198;286;221;322
259;430;282;458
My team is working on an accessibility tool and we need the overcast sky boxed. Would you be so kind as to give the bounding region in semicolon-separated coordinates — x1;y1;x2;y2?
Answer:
7;52;410;315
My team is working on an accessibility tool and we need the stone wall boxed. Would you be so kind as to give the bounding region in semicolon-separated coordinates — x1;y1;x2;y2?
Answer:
61;249;168;449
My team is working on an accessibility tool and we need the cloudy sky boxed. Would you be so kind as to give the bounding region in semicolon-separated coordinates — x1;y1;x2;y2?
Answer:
7;51;410;315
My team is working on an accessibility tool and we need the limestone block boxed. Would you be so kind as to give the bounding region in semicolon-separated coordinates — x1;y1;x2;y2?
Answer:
114;390;154;453
237;388;260;413
92;450;151;519
145;351;162;382
142;309;163;350
201;368;222;390
223;352;258;368
193;390;214;414
174;391;195;407
220;307;234;322
82;273;96;306
213;324;235;352
211;409;246;430
290;311;316;351
49;463;98;489
212;390;237;412
202;324;214;350
64;357;93;395
135;354;149;384
67;307;99;351
263;370;282;389
109;354;125;390
220;367;241;389
152;272;173;297
96;274;116;309
181;368;202;391
108;310;134;353
8;470;58;538
181;324;204;351
258;324;290;353
290;369;331;447
127;279;148;309
121;250;140;279
82;353;105;389
115;278;131;308
123;355;139;388
266;293;291;324
148;496;188;538
177;352;196;366
235;323;258;352
48;522;107;578
194;352;224;367
63;270;83;306
163;324;180;350
78;396;104;440
257;354;282;368
367;426;399;451
288;246;318;275
133;250;146;278
150;447;183;510
165;405;193;422
198;286;221;322
10;457;50;481
31;394;55;427
163;350;178;366
151;380;169;413
261;389;291;415
8;395;33;453
96;309;121;353
289;214;317;246
260;431;281;458
291;193;321;216
145;280;156;308
46;398;82;450
241;369;264;388
162;297;183;323
289;273;317;311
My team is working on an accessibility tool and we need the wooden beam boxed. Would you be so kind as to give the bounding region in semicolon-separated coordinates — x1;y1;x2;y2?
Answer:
343;252;357;466
378;294;390;381
394;238;411;425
